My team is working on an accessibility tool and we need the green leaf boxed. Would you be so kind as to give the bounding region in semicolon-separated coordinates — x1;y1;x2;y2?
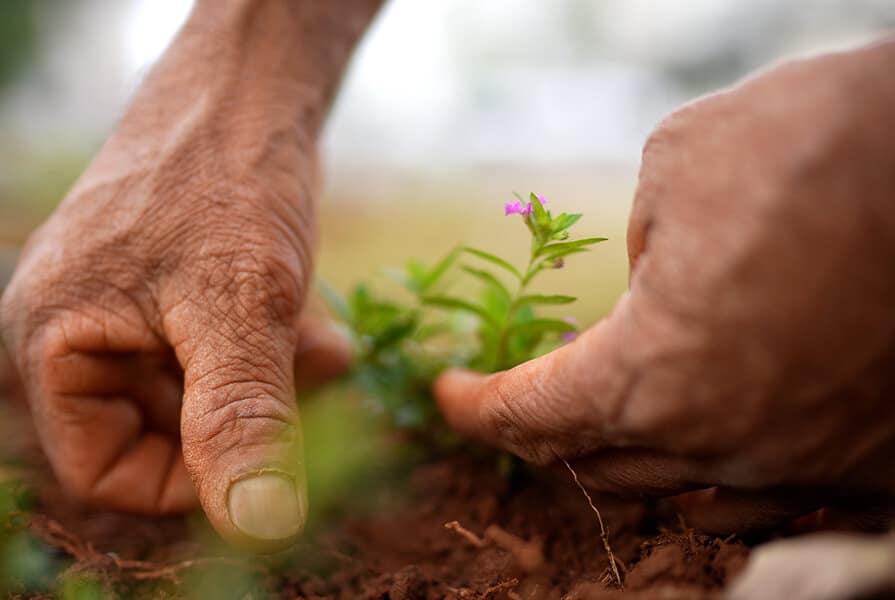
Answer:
506;318;576;337
371;316;417;352
419;248;459;293
422;295;499;326
529;192;551;231
512;303;536;324
516;294;577;306
461;265;512;304
537;248;590;271
551;212;582;234
317;279;350;321
479;283;511;325
462;247;522;280
405;261;429;291
350;284;373;315
535;237;607;259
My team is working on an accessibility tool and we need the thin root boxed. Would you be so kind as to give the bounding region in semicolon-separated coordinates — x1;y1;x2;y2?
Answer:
562;459;624;589
29;514;263;584
482;578;520;598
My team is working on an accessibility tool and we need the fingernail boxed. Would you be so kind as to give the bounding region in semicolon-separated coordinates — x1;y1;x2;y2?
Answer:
227;473;304;541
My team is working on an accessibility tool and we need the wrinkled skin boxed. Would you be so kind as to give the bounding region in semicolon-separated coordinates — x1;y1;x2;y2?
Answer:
0;0;381;550
436;39;895;532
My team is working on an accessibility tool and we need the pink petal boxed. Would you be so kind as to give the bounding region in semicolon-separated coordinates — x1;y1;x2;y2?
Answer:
505;200;524;215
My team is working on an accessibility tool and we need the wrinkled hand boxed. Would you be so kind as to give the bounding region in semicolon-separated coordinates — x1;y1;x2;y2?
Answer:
0;134;351;548
0;147;352;547
0;74;350;551
436;39;895;532
0;0;387;550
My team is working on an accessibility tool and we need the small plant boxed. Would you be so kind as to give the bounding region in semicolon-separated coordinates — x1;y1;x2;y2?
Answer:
323;193;606;430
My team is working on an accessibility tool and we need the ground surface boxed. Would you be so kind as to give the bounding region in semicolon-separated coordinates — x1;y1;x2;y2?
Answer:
16;454;751;600
0;347;751;600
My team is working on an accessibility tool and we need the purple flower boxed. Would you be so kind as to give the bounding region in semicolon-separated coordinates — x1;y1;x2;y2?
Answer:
505;200;534;216
506;194;548;216
505;200;525;215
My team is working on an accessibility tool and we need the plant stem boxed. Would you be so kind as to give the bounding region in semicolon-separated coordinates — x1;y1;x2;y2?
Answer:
491;251;539;371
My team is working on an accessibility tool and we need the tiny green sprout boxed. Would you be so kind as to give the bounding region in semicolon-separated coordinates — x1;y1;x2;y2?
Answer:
322;193;606;432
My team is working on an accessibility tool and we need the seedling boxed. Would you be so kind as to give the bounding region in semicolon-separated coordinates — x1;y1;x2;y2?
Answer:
322;193;606;430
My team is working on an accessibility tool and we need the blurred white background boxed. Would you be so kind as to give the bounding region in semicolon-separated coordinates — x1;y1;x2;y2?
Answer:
2;0;892;171
0;1;893;315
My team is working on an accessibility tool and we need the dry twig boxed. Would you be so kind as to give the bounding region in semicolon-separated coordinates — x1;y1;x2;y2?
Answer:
445;520;486;547
445;520;544;572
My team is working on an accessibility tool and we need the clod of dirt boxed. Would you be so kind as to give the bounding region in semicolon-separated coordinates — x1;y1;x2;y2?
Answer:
625;532;748;591
565;583;718;600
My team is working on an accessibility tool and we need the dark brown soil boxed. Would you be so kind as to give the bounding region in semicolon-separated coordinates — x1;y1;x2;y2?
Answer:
0;348;750;599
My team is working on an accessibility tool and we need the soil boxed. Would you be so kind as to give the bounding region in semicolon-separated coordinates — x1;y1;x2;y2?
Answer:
0;350;752;599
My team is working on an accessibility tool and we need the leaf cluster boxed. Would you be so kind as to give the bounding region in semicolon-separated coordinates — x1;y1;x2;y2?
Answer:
323;193;606;430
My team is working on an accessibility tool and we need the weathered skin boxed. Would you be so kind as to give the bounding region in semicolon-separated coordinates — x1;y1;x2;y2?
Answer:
436;38;895;532
1;0;894;550
0;0;383;550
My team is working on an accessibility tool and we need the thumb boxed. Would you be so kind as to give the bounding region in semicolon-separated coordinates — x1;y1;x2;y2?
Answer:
167;276;307;551
434;293;639;465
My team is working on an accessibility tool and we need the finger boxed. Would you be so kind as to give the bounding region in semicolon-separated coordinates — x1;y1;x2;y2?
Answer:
791;503;895;533
168;268;307;551
434;292;643;465
673;487;824;534
293;316;352;391
563;448;711;497
27;322;194;514
43;351;183;436
33;389;196;514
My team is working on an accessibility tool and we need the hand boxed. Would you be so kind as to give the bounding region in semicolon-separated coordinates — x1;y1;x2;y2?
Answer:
0;117;351;549
436;38;895;532
0;0;383;550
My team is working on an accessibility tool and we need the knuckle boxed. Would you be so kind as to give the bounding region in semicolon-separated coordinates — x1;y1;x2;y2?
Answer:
183;388;297;461
643;103;695;158
482;373;557;466
192;239;305;331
